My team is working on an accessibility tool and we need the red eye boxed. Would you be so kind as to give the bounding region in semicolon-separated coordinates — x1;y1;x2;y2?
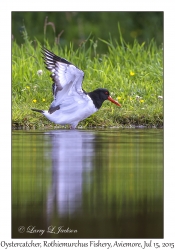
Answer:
105;91;109;95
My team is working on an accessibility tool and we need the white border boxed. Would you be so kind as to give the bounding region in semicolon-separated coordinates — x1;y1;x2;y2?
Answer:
1;0;175;246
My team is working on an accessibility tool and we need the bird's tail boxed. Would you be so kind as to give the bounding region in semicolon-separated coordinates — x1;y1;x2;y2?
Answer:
31;108;44;113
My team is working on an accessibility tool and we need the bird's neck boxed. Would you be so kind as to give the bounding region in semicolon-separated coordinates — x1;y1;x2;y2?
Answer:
88;91;103;109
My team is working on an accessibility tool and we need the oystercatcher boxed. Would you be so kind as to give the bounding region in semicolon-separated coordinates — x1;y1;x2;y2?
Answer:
32;48;121;128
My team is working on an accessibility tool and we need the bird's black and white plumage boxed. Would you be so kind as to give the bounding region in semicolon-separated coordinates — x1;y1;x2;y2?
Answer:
32;47;121;129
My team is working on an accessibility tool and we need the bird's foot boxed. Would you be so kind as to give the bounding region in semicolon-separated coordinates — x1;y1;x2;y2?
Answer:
70;125;75;129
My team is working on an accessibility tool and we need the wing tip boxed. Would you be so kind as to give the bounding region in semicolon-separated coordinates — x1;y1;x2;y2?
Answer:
31;108;44;114
41;47;73;65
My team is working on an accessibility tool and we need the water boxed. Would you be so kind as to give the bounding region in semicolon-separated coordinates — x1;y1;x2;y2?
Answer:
12;129;163;238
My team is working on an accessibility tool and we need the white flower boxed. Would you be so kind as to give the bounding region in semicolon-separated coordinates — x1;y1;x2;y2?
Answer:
136;95;142;100
37;69;43;76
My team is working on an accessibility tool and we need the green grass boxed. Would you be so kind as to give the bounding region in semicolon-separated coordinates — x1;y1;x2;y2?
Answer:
12;33;163;129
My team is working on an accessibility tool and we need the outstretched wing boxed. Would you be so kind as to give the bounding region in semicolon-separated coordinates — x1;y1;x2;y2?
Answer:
42;47;86;114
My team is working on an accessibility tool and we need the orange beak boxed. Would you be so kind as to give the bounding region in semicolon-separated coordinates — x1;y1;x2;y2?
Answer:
108;96;121;107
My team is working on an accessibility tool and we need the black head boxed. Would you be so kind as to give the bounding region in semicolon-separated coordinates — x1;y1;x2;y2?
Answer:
88;88;121;109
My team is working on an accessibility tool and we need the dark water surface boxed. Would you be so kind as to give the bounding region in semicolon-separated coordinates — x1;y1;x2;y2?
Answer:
12;129;163;238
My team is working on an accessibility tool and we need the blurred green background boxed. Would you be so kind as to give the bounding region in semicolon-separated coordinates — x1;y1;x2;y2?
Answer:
12;12;163;53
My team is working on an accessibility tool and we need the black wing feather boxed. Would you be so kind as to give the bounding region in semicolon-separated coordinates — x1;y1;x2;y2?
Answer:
41;47;72;66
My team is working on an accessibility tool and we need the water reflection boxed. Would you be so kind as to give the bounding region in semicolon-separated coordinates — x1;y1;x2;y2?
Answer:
46;130;95;218
12;129;163;238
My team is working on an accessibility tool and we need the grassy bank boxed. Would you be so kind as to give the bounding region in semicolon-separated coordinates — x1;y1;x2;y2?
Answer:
12;34;163;129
